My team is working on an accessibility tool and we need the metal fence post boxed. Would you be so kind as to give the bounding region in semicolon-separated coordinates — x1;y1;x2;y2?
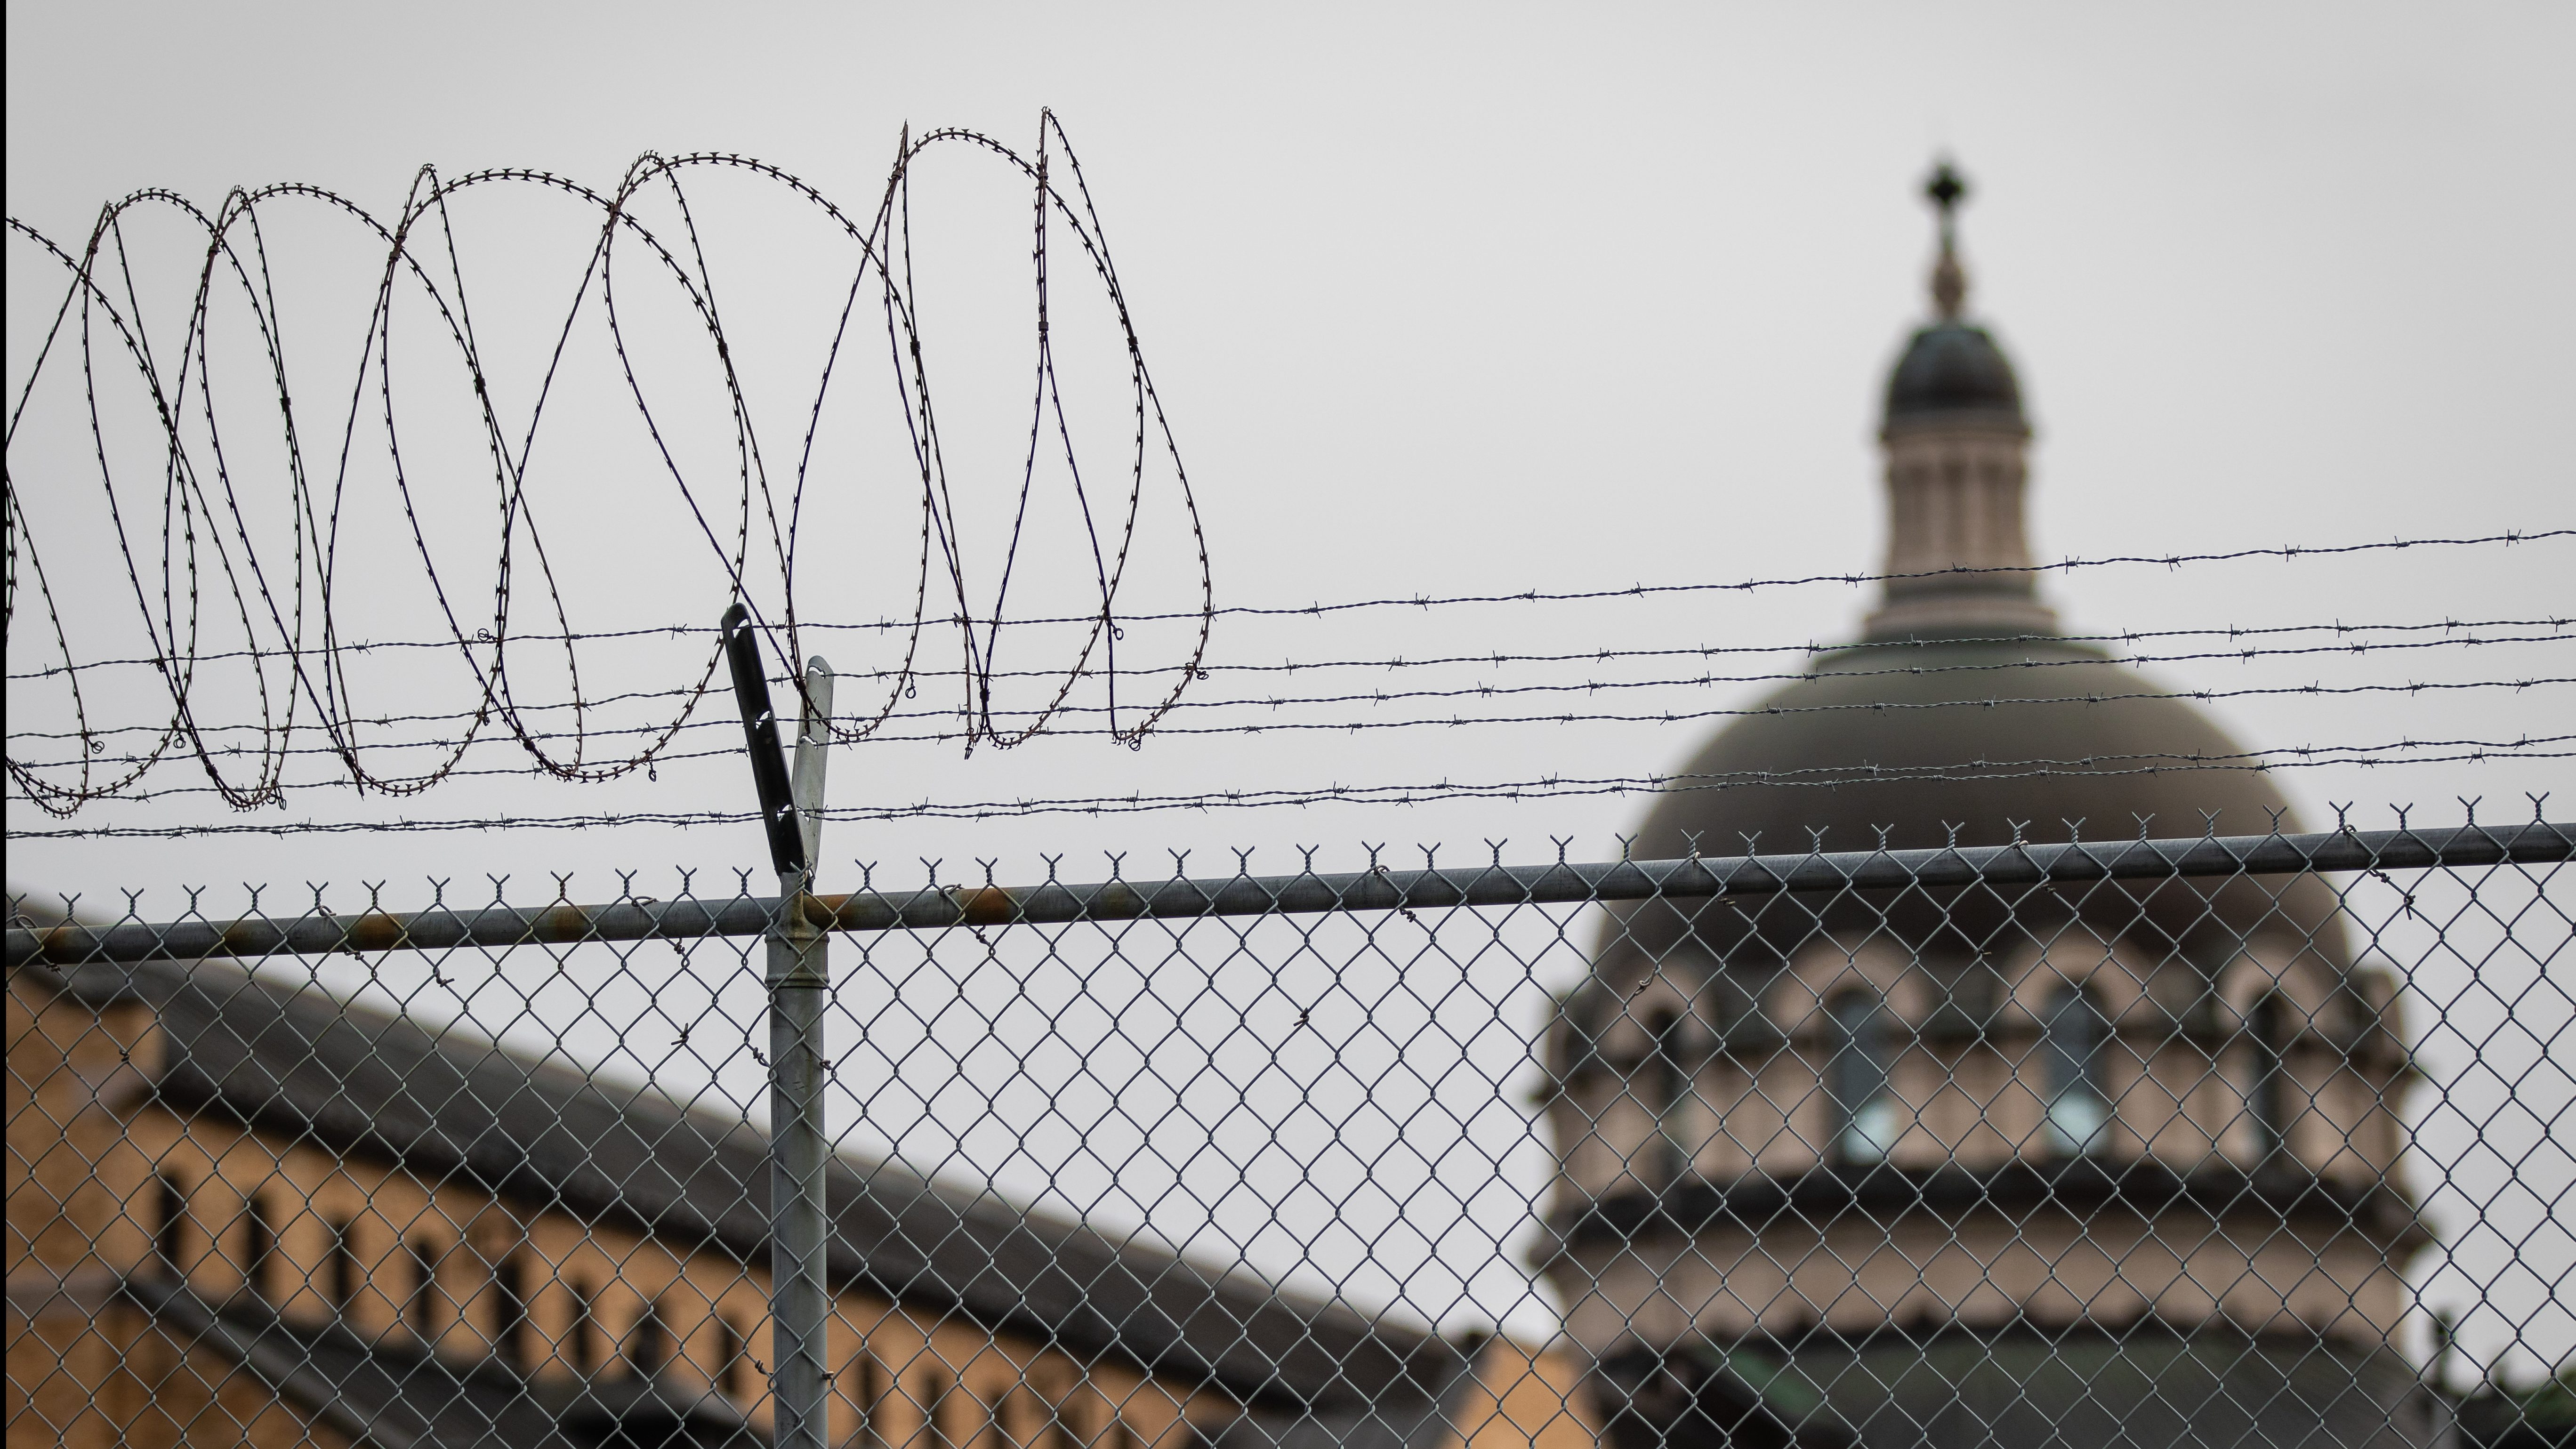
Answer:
723;604;835;1449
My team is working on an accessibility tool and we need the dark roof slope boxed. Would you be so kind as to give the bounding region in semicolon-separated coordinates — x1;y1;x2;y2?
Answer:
27;949;1442;1414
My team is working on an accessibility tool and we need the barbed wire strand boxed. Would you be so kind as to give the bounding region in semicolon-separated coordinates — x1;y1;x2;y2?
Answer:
15;622;2566;756
15;611;2568;689
16;670;2575;794
15;733;2566;838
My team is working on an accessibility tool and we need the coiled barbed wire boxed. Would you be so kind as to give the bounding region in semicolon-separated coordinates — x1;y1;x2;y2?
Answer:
4;112;1212;816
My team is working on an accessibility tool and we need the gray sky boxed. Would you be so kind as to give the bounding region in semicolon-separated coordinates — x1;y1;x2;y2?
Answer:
10;0;2572;1372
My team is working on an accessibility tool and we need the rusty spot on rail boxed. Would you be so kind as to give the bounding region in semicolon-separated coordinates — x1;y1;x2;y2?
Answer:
344;913;405;953
536;904;594;942
955;886;1021;926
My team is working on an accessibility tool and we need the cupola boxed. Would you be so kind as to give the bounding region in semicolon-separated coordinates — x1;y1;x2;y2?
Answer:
1866;161;2053;641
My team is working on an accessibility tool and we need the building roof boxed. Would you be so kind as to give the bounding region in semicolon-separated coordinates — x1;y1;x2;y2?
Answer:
17;942;1457;1427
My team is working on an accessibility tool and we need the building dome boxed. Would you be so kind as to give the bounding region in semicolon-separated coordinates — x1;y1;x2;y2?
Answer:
1607;634;2342;966
1883;320;2026;430
1634;637;2302;853
1589;156;2348;965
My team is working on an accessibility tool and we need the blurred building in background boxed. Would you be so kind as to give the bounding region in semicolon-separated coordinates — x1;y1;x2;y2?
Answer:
6;916;1594;1449
1539;168;2448;1449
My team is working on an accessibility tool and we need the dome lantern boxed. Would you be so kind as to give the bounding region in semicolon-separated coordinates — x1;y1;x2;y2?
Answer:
1869;161;2051;640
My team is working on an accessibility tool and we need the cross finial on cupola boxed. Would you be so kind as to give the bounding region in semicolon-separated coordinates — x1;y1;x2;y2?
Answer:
1925;159;1969;320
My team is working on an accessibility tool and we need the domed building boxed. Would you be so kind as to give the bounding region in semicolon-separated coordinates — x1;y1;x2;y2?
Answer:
1539;167;2440;1449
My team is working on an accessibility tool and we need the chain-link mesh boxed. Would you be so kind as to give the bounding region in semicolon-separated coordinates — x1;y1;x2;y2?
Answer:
8;817;2571;1448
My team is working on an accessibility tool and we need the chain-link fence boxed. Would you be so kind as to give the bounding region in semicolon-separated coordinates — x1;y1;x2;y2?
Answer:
8;815;2572;1449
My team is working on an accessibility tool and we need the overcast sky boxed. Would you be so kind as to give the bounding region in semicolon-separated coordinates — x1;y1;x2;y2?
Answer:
10;0;2569;882
9;0;2572;1370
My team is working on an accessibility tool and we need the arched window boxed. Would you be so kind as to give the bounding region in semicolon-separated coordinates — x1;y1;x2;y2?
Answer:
1040;1380;1078;1449
152;1174;188;1277
736;1315;762;1392
921;1368;958;1449
1828;991;1899;1164
407;1237;442;1343
2247;994;2291;1164
1643;1006;1689;1185
241;1194;277;1302
571;1279;601;1374
976;1388;1008;1449
711;1315;741;1392
493;1253;529;1371
630;1299;669;1378
2042;983;2111;1157
326;1217;359;1312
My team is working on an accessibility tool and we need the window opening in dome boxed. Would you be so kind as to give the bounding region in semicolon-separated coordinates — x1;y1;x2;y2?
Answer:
1644;1005;1690;1185
2248;994;2292;1164
2044;982;2112;1157
1828;991;1900;1164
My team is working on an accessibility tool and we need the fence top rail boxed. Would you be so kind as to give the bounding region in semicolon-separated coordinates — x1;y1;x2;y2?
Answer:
8;821;2569;969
